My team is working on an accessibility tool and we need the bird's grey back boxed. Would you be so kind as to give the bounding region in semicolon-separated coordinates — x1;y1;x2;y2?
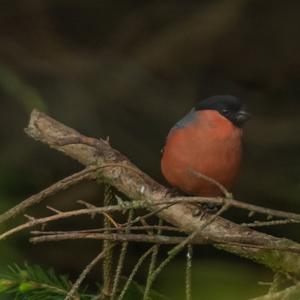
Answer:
173;109;197;129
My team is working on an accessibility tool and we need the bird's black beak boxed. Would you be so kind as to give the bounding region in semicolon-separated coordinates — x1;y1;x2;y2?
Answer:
235;109;251;127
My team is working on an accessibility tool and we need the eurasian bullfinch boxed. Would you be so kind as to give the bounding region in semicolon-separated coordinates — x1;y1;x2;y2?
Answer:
161;95;250;197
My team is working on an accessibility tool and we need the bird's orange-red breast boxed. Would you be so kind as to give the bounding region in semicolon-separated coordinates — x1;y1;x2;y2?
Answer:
161;95;250;196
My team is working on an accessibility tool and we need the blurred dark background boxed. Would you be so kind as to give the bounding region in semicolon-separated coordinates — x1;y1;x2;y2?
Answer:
0;0;300;299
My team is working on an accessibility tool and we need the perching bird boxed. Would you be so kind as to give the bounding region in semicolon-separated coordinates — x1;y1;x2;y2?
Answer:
161;95;250;197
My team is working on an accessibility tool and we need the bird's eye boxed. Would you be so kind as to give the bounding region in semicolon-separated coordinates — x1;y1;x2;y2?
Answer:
221;108;229;114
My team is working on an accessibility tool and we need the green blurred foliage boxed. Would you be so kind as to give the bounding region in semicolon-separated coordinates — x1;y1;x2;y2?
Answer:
0;263;94;299
0;65;47;112
158;259;269;300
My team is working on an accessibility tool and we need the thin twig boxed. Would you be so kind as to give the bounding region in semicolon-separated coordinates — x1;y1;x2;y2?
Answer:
146;204;230;289
241;219;300;228
4;195;300;248
0;167;96;224
171;196;300;222
110;210;134;300
1;201;180;241
30;232;207;245
186;244;193;300
117;246;157;300
47;206;63;214
3;196;300;241
189;168;231;198
251;282;300;300
128;203;175;227
268;272;282;295
0;201;151;240
64;243;116;300
30;225;184;235
29;232;300;254
0;161;145;226
169;204;231;256
143;218;163;300
101;184;114;299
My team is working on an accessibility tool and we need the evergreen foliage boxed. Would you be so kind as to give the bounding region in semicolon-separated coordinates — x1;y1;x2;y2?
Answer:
0;263;93;300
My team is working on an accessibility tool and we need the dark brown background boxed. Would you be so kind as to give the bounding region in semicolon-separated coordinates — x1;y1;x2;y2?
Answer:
0;1;299;299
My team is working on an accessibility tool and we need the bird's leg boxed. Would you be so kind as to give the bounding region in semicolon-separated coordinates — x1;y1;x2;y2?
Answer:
201;193;233;214
200;202;219;214
167;187;207;216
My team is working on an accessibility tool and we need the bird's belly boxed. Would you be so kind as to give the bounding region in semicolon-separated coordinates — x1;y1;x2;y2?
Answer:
161;129;242;196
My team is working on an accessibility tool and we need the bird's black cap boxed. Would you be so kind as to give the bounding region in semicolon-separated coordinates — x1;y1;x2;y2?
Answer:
195;95;250;128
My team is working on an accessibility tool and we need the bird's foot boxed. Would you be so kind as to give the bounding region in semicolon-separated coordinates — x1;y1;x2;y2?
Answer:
202;202;219;213
192;203;219;217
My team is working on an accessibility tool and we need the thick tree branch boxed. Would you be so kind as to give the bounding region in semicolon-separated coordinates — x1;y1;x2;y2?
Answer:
6;109;300;274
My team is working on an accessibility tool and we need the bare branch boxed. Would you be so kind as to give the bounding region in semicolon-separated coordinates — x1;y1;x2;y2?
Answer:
4;108;299;275
172;196;300;221
241;219;300;228
29;232;300;254
30;225;185;235
189;168;231;198
0;201;148;240
144;204;231;289
30;232;207;245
